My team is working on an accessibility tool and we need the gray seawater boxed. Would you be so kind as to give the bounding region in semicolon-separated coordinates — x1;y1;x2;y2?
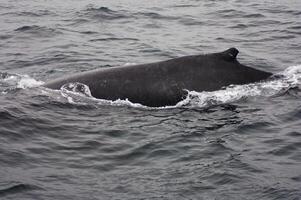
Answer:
0;0;301;199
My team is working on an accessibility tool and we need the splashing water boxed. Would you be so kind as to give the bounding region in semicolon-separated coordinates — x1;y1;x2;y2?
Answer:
17;75;44;89
59;82;93;104
61;82;92;97
0;72;44;94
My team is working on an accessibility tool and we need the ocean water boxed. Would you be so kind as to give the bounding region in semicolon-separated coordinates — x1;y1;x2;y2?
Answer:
0;0;301;199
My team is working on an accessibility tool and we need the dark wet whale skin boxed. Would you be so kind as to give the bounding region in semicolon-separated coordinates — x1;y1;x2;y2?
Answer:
44;48;272;107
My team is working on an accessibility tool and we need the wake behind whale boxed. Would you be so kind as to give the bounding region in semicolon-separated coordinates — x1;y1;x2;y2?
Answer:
44;48;272;107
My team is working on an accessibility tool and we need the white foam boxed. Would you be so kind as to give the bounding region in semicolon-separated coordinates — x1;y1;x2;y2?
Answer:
60;82;92;97
280;65;301;85
17;75;44;89
95;98;148;108
0;73;44;92
124;62;137;66
3;75;18;81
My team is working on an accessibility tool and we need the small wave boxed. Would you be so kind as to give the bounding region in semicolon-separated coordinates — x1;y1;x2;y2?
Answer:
214;9;245;18
80;31;98;35
15;25;47;32
171;4;198;8
2;10;55;17
14;25;61;37
178;17;205;26
136;11;178;20
89;37;139;42
78;6;129;21
0;183;37;196
214;9;265;19
244;13;265;18
0;34;13;40
268;141;301;156
229;24;248;29
77;6;177;22
289;25;301;30
86;6;113;13
50;65;301;109
259;8;301;16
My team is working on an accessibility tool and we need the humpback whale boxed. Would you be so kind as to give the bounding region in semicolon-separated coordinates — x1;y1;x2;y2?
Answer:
43;48;272;107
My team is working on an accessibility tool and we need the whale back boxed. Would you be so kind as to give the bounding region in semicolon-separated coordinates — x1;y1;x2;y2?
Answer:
43;48;272;106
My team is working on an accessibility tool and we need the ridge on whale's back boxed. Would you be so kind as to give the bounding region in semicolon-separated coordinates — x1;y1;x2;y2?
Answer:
43;48;272;107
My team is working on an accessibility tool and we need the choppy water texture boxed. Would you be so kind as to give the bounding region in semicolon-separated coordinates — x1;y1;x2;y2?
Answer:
0;0;301;199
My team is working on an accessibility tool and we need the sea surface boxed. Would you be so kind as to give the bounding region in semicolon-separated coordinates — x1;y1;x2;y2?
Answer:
0;0;301;199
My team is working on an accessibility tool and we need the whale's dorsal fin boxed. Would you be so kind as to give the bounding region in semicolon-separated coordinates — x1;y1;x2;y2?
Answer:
221;48;239;61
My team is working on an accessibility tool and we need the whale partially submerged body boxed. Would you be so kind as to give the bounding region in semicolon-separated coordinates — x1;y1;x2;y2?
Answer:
43;48;272;107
